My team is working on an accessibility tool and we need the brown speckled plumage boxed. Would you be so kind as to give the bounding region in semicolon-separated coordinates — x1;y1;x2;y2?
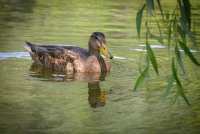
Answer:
25;32;112;73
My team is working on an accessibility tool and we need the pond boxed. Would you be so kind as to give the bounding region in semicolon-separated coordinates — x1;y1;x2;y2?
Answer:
0;0;200;134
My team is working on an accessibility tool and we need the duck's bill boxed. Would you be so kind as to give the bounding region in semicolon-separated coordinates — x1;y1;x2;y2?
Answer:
108;51;113;59
100;46;113;59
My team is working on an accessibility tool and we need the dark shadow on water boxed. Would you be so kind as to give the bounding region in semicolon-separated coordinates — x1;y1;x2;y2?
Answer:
0;0;36;22
88;81;106;108
29;63;108;108
0;0;36;13
0;0;36;45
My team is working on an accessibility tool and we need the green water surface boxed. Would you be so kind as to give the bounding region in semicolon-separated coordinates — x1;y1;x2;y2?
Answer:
0;0;200;134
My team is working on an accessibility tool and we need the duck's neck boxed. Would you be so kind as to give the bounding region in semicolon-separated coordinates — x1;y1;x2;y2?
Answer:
88;48;110;72
89;48;100;57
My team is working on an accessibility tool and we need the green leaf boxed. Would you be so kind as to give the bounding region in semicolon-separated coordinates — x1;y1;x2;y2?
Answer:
146;43;159;75
177;85;190;105
167;20;172;49
168;9;177;49
179;41;200;66
177;24;186;43
134;65;149;91
156;0;164;18
155;19;164;44
182;0;191;30
187;31;198;48
176;1;196;48
175;44;185;74
171;58;190;105
178;0;191;31
146;0;154;15
163;75;174;98
136;4;146;39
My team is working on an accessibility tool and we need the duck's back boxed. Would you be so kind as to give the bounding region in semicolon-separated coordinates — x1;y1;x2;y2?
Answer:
41;45;89;59
25;42;89;73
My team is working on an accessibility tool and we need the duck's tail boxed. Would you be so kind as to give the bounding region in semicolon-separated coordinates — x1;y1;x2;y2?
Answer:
24;41;41;64
24;41;34;54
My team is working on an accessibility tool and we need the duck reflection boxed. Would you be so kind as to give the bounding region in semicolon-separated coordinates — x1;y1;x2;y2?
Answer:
88;73;107;108
29;63;108;108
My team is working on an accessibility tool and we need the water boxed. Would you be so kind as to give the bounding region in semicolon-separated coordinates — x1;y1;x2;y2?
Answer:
0;0;200;134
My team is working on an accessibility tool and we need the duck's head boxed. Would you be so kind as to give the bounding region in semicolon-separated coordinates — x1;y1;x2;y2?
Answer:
88;32;113;59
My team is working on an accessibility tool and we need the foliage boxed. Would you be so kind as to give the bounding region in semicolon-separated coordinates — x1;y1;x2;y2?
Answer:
135;0;200;105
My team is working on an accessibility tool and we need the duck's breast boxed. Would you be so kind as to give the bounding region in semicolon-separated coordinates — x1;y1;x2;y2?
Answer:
85;56;101;73
85;56;111;73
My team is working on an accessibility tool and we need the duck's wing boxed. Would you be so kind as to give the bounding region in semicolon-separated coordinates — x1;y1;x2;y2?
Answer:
25;41;88;65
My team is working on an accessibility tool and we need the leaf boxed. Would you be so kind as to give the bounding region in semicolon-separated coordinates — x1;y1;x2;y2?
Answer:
136;4;146;38
163;75;174;98
134;65;149;91
168;9;177;49
177;85;190;105
146;43;159;75
182;0;191;30
175;44;185;74
187;31;198;48
177;1;196;48
155;19;164;44
171;58;190;105
178;0;191;32
167;20;172;49
179;41;200;66
177;24;186;43
146;0;154;15
156;0;164;18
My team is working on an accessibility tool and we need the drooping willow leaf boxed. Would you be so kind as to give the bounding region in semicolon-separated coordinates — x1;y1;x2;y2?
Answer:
163;75;174;98
177;1;196;48
136;4;146;38
155;19;164;44
146;0;154;15
171;58;190;105
146;43;159;75
156;0;164;18
182;0;191;30
177;24;186;43
179;41;200;66
178;0;191;32
187;31;198;48
167;20;172;49
134;65;149;91
175;44;185;73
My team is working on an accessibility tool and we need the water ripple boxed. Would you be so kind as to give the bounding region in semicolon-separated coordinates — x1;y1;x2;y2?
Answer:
0;52;30;60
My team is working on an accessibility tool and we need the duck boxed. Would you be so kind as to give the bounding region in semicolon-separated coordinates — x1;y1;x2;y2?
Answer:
25;32;113;73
